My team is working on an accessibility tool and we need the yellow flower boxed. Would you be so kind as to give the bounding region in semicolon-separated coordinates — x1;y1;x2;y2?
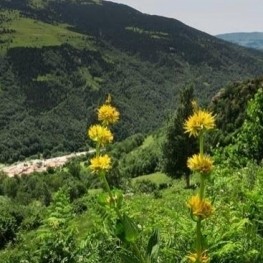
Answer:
184;110;215;137
187;195;213;219
88;124;113;146
186;251;209;263
89;154;111;173
187;154;213;174
98;104;120;125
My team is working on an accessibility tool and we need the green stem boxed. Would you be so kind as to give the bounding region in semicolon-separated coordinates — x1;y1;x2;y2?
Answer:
199;133;204;156
96;143;101;156
133;243;148;263
196;133;205;260
196;218;202;259
101;173;122;219
96;140;146;262
199;133;205;200
101;173;147;262
200;175;205;200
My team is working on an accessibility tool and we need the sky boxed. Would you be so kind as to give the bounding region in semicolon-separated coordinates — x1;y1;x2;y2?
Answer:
106;0;263;35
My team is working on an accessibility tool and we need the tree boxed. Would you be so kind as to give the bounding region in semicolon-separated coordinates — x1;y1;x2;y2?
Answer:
235;88;263;162
161;86;197;187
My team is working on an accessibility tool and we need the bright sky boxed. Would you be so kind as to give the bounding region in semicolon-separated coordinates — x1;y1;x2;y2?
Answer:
107;0;263;35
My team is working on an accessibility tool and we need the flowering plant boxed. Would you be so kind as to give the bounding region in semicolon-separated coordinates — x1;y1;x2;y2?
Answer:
184;107;215;263
87;95;159;263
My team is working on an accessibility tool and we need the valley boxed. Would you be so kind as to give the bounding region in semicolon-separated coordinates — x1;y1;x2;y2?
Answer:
0;1;263;262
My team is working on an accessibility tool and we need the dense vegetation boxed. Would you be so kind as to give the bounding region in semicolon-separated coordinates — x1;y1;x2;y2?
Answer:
0;141;263;262
1;0;263;162
161;86;197;187
0;76;263;261
0;1;263;261
209;77;263;147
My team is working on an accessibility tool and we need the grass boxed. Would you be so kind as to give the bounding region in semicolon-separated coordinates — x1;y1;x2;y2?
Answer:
0;10;93;53
1;165;263;262
140;135;154;148
132;172;172;185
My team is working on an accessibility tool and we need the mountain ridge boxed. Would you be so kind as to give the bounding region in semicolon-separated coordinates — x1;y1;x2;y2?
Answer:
216;32;263;50
0;0;263;163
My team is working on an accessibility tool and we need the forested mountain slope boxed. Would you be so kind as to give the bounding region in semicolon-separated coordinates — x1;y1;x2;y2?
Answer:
1;0;263;163
210;77;263;147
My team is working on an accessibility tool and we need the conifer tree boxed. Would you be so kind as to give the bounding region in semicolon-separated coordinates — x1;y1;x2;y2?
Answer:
161;86;197;187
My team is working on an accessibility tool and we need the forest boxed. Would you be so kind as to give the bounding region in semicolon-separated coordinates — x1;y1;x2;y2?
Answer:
0;79;262;262
1;0;263;163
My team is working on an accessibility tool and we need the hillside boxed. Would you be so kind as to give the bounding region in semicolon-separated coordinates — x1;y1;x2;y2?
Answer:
216;32;263;50
1;0;263;163
209;77;263;146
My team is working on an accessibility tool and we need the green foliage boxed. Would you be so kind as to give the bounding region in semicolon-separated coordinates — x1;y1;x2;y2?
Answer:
209;77;263;148
0;196;24;248
1;166;263;262
1;0;263;162
116;134;163;179
121;146;160;178
35;189;80;263
109;133;145;159
235;88;263;162
205;164;263;262
132;172;171;186
0;162;91;206
214;87;263;166
1;1;263;261
161;86;197;184
67;160;81;178
134;180;158;193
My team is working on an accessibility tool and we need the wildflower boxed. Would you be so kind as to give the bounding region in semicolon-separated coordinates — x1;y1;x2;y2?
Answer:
187;154;213;174
186;251;209;263
98;104;120;125
187;195;213;219
88;124;113;146
90;154;111;173
184;110;215;137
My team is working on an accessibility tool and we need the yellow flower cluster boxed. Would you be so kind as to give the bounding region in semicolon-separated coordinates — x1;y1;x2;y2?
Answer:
184;110;215;137
88;125;113;146
186;251;209;263
98;104;120;126
187;195;213;219
187;154;213;174
88;95;120;175
89;154;111;173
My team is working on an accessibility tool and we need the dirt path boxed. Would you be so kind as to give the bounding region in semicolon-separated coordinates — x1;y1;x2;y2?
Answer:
1;151;92;177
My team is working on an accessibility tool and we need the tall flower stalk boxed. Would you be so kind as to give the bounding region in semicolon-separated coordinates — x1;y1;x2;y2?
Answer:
88;95;120;215
87;95;152;263
184;108;215;263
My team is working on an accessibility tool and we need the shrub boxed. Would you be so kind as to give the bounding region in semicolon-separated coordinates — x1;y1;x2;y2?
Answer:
135;180;158;193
